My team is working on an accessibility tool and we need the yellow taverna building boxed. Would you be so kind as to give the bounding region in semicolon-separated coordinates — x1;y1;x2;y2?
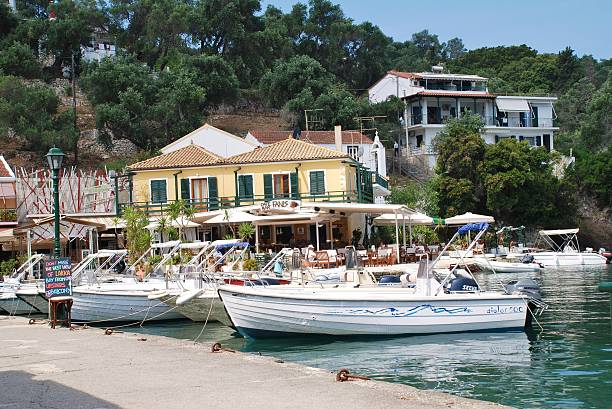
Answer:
128;137;375;213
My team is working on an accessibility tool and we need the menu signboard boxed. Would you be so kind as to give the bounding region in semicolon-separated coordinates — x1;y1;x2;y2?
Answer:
44;258;72;298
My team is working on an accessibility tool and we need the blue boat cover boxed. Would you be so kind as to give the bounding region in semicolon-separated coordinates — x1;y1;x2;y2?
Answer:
215;242;250;249
458;222;489;235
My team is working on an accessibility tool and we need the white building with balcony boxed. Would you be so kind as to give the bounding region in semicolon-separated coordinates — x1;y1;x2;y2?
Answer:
369;68;558;170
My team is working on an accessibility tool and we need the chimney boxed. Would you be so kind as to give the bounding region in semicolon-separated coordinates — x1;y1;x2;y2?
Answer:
334;125;342;152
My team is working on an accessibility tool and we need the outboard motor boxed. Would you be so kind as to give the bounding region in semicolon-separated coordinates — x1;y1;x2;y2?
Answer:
503;278;542;301
449;277;479;292
503;278;546;327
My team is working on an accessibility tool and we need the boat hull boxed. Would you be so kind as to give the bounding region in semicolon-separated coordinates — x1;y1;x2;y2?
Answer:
0;292;39;315
531;252;607;267
72;289;185;322
218;286;529;338
161;292;231;326
16;290;49;314
474;259;542;273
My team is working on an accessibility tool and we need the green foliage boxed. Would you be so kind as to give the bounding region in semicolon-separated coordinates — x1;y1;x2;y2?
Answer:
123;206;151;263
433;114;486;217
260;55;335;108
237;223;255;242
0;76;76;152
0;259;17;275
167;199;195;241
0;42;41;78
242;257;258;271
80;56;207;148
571;147;611;207
431;117;579;227
481;139;576;227
388;180;438;216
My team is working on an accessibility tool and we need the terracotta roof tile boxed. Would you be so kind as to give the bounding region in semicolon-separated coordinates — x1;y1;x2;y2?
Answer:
249;130;373;145
225;138;349;164
128;144;223;170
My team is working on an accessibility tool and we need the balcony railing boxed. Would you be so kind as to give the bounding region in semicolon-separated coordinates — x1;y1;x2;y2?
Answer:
407;114;554;128
408;145;438;155
121;190;374;216
372;173;389;190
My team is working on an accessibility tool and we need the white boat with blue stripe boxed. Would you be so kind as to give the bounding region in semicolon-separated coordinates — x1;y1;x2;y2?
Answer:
218;223;545;338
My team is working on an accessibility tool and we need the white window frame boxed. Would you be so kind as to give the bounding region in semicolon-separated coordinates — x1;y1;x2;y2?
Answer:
346;145;360;160
271;171;293;197
149;178;169;204
308;169;327;195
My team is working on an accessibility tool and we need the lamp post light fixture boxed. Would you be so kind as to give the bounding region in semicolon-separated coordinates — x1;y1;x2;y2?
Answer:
46;147;64;257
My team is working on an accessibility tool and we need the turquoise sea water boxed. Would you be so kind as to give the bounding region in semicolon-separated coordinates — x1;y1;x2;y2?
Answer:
129;266;612;409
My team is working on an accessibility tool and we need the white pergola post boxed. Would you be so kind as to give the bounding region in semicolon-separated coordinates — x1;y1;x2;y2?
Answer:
402;214;406;248
316;222;320;251
394;210;400;264
255;223;259;253
409;222;413;246
27;229;32;276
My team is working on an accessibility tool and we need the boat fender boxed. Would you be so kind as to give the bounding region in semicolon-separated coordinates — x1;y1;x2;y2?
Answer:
176;289;204;306
147;291;168;300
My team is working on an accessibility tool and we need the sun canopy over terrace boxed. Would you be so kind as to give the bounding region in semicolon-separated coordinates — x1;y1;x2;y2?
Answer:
444;212;495;225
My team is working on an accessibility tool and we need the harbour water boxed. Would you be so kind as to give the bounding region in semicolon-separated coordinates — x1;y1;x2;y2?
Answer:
129;266;611;409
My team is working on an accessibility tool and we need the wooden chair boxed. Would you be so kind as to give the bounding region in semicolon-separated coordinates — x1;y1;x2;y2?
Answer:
313;251;330;268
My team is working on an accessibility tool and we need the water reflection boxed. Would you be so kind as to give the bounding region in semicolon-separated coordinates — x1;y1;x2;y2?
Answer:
128;266;611;408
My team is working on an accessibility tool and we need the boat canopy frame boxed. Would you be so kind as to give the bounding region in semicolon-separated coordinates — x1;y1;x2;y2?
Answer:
538;228;581;253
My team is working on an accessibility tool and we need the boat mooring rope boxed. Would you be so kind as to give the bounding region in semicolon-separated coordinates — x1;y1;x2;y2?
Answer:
193;292;215;344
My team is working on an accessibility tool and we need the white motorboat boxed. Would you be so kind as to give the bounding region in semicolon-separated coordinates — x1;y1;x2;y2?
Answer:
14;249;130;315
519;229;607;267
218;223;544;338
473;257;543;273
71;241;210;323
72;280;186;322
0;254;46;315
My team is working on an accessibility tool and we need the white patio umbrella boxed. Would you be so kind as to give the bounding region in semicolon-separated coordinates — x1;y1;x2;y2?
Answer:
203;210;260;225
443;212;494;225
147;216;200;229
373;212;433;226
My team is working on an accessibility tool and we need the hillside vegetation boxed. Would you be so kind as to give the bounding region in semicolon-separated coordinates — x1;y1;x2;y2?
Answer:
0;1;609;239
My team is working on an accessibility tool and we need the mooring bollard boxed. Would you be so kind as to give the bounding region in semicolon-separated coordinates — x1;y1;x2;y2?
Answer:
211;342;235;353
335;368;370;382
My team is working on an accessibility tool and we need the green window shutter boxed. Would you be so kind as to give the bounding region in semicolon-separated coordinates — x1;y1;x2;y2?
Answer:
150;180;167;203
290;172;299;199
309;171;325;195
208;177;219;210
180;178;190;202
263;174;273;200
238;175;254;201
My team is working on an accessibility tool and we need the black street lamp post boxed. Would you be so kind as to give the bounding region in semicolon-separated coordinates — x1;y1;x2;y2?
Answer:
46;147;64;258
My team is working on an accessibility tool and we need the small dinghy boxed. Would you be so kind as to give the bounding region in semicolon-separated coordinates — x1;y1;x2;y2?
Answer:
474;256;543;273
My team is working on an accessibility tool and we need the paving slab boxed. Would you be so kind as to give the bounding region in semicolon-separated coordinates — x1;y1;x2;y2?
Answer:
0;316;513;409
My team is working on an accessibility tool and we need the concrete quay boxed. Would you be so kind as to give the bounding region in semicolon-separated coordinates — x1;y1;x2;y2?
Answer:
0;316;513;409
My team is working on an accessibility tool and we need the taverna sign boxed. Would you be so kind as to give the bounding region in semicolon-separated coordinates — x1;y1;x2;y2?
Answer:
260;200;301;213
